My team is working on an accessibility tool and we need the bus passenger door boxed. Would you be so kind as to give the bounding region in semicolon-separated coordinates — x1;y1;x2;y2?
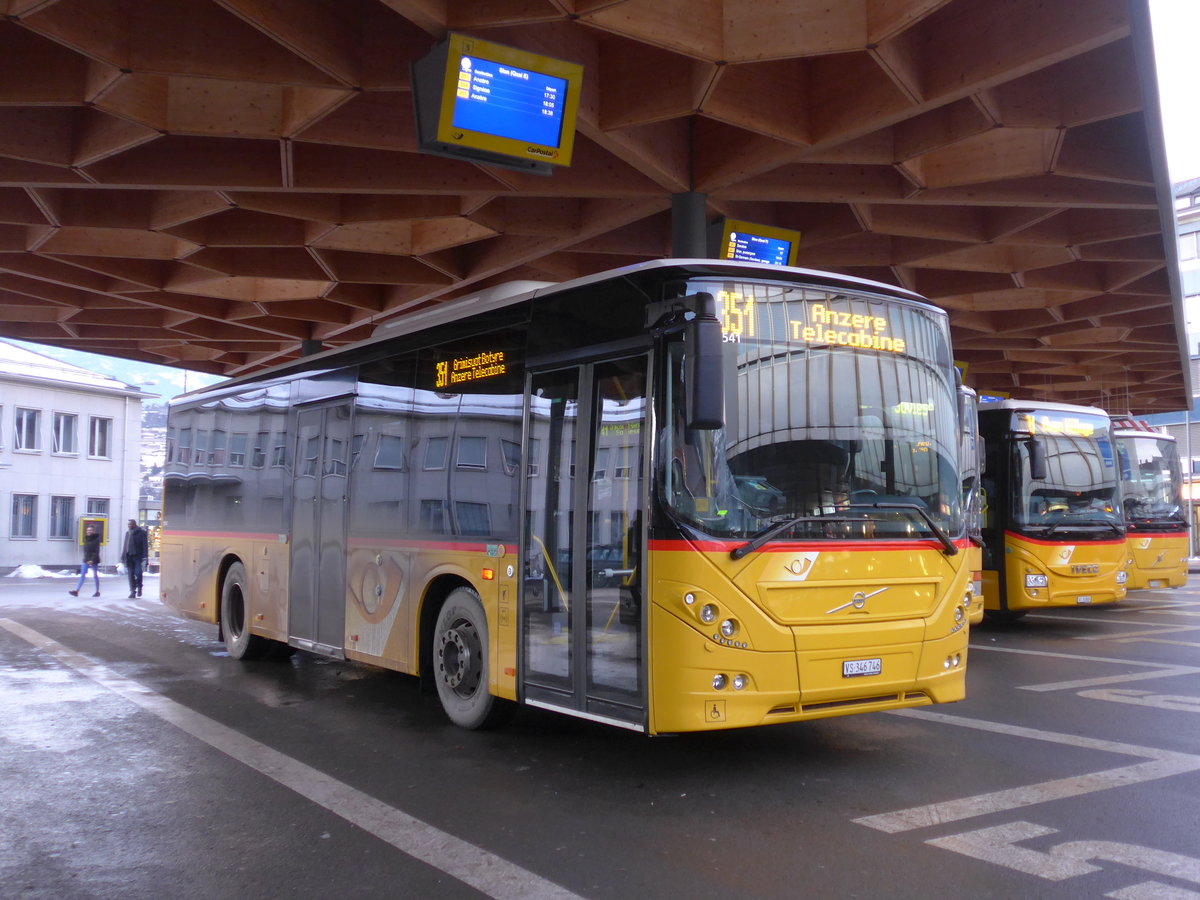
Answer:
522;356;647;728
289;401;352;655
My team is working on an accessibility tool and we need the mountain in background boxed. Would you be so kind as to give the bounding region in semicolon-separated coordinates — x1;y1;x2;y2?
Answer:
8;339;225;401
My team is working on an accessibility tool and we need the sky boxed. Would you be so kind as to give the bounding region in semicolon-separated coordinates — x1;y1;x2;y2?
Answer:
10;2;1200;389
1150;0;1200;183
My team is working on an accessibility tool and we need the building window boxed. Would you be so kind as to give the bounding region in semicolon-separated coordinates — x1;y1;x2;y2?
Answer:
420;499;447;533
178;428;192;464
194;430;209;465
53;413;78;454
457;436;486;469
424;436;449;470
10;494;36;538
270;435;287;467
455;501;491;535
89;416;113;458
1181;232;1198;261
374;434;406;470
15;408;40;451
251;431;268;468
593;447;609;481
501;439;521;476
229;432;248;467
49;496;74;539
527;437;540;476
209;429;227;465
86;498;109;517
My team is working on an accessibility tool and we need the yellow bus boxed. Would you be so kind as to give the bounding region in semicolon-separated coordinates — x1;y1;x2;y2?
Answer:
960;386;984;624
161;259;972;733
977;399;1127;621
1114;421;1189;589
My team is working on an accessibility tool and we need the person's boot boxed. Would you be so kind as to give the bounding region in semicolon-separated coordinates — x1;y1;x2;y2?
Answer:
68;590;78;596
92;591;100;597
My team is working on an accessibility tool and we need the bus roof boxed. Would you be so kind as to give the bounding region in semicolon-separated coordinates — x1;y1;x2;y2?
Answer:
173;257;942;406
978;398;1109;418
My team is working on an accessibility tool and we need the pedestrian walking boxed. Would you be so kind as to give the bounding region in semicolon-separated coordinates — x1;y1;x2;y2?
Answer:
68;524;102;597
122;518;149;598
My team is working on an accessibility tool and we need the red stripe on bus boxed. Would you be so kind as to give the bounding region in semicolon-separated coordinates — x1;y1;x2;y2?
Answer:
1004;531;1126;547
348;537;518;553
648;538;970;553
164;531;281;541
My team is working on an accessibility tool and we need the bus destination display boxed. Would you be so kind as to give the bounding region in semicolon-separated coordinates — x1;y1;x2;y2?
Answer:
452;55;568;150
717;290;907;354
435;350;508;389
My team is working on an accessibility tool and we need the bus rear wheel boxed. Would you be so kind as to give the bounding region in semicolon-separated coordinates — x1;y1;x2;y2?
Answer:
433;587;512;729
220;562;271;660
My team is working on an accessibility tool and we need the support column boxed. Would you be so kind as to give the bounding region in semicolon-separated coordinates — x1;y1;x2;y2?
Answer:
671;192;708;258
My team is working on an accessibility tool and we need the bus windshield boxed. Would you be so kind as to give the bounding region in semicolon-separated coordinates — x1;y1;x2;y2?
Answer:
660;278;962;543
1009;412;1122;536
1117;434;1186;527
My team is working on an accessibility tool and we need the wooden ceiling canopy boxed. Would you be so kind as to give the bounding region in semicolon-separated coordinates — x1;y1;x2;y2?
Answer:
0;0;1187;411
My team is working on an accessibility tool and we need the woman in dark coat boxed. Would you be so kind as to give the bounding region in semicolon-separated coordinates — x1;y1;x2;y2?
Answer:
69;524;102;597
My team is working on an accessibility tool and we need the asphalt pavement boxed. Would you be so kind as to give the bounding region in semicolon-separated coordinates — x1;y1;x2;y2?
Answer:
2;574;1198;899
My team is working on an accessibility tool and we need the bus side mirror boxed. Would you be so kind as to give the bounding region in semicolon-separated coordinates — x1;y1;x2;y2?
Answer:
1026;437;1047;481
685;292;725;430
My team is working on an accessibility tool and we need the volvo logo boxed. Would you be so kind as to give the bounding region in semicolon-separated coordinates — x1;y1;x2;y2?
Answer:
827;586;888;614
1071;564;1100;575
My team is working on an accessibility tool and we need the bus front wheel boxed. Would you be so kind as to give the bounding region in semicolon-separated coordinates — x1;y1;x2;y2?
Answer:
220;562;271;660
433;587;512;729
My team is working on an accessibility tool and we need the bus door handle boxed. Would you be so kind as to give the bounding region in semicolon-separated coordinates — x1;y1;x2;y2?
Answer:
599;568;635;578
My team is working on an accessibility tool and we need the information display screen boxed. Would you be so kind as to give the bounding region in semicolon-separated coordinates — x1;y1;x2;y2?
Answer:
411;33;583;173
713;218;800;267
451;56;568;149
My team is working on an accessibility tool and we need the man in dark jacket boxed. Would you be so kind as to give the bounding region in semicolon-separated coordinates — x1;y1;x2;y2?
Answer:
122;519;149;599
68;524;102;597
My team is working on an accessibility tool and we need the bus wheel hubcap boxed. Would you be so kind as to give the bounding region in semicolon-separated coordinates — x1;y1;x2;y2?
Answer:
439;619;480;694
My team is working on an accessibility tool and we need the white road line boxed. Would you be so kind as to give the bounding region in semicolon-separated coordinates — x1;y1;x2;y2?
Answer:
0;618;582;900
967;643;1200;692
926;820;1200;893
852;708;1200;834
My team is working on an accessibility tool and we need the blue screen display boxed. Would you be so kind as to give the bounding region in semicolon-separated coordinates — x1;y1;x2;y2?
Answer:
451;55;568;148
724;231;792;266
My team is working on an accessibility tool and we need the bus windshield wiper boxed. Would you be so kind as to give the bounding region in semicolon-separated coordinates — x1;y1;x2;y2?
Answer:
730;514;857;560
848;501;958;556
1041;512;1122;537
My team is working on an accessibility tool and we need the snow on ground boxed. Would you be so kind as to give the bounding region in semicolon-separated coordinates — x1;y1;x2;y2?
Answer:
5;565;83;579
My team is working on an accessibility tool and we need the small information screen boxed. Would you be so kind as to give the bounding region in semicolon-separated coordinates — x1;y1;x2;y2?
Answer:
452;55;568;149
725;231;793;266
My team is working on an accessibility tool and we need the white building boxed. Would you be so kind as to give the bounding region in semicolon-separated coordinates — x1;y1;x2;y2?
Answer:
0;340;149;573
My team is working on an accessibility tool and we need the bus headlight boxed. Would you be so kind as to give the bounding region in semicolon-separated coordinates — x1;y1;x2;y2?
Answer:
954;606;964;624
1025;573;1049;588
1116;570;1128;584
713;673;728;690
719;618;739;638
732;674;748;691
700;604;718;624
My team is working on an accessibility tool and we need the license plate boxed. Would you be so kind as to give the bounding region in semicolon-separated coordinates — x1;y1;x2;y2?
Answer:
843;657;882;678
1149;580;1163;588
1076;595;1092;605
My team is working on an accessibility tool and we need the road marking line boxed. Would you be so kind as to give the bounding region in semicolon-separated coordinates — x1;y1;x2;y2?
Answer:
0;618;582;900
926;820;1200;892
1108;882;1200;899
1078;688;1200;713
852;709;1200;834
968;644;1200;692
1076;625;1200;642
